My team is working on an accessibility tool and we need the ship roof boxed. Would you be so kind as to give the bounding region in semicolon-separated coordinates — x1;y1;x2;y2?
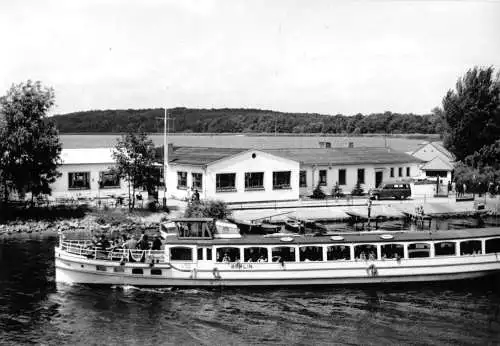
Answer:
164;227;500;246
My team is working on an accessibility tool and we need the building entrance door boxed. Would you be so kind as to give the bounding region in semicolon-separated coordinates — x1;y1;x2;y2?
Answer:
375;171;383;187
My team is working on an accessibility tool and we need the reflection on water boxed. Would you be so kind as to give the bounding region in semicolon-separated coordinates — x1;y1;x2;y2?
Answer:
1;220;500;345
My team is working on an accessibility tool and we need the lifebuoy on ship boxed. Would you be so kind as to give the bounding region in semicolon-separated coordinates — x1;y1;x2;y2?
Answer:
212;267;221;280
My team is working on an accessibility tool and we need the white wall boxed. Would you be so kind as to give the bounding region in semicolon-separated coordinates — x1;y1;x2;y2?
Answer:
299;163;420;196
50;163;129;199
413;144;452;164
167;150;300;203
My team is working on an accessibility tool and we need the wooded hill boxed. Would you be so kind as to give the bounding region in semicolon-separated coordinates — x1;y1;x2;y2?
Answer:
50;108;443;134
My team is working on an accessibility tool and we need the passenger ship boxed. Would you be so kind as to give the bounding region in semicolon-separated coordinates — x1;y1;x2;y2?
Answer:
55;218;500;286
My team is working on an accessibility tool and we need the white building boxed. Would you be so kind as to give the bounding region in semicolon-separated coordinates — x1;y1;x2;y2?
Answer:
266;147;422;197
166;147;300;203
50;148;129;199
166;146;422;202
411;141;455;181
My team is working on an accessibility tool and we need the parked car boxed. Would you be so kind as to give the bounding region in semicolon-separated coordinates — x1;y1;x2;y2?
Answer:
369;182;411;200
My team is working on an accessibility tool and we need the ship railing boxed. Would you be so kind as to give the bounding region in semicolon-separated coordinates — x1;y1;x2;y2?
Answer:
60;240;165;262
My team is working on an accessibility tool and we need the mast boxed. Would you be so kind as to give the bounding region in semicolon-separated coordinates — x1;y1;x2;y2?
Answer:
163;107;168;207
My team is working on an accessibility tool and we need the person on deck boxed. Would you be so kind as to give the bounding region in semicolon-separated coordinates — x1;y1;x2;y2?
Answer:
137;234;150;250
123;235;137;249
151;235;162;250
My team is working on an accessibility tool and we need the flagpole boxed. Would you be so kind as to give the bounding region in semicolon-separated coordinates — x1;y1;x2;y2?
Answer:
163;107;168;209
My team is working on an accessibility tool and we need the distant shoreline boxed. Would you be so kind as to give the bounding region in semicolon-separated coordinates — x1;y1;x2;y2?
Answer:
59;132;440;140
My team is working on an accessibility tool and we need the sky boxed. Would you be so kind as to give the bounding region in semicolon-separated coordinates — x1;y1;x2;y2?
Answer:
1;0;499;116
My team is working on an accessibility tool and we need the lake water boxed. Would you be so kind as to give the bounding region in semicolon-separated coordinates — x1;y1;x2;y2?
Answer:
60;134;427;153
2;219;500;345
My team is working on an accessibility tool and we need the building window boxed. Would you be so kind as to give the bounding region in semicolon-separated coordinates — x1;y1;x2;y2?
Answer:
406;167;410;177
245;172;264;190
273;171;291;190
357;169;365;184
398;167;403;177
177;171;187;189
338;169;346;185
99;171;120;189
192;173;203;189
319;170;327;186
216;173;236;192
68;172;90;190
299;170;307;187
390;168;394;178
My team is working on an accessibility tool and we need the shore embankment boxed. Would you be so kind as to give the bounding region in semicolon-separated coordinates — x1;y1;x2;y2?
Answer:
229;196;500;224
1;196;498;236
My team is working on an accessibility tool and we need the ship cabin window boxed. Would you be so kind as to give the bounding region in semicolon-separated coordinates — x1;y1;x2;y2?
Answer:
408;243;430;258
272;247;296;262
354;245;377;260
327;245;351;261
460;240;482;255
434;242;456;256
244;247;268;262
216;247;240;262
132;268;144;275
299;246;323;261
151;269;162;275
197;247;213;260
381;244;404;259
170;247;193;261
177;221;213;238
485;238;500;253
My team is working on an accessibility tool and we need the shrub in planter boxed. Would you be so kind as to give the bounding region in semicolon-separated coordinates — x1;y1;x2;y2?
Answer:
311;183;326;199
351;181;365;196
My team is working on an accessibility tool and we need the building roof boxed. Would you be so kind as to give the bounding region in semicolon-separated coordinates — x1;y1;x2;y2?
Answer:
168;146;422;166
430;141;455;161
61;148;115;165
169;147;249;166
412;141;455;161
420;156;454;171
265;147;423;165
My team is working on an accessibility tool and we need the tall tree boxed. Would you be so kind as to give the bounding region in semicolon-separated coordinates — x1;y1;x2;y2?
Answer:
112;131;157;210
0;80;62;202
441;66;500;161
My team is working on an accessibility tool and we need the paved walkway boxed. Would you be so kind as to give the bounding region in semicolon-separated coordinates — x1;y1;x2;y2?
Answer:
230;196;499;223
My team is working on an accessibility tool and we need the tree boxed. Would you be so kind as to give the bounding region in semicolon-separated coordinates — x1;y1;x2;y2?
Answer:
112;131;157;210
441;66;500;161
0;80;62;203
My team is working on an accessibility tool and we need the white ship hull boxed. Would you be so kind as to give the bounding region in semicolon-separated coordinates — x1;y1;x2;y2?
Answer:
55;247;500;287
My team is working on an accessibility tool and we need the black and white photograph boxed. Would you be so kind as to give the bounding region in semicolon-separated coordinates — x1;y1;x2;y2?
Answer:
1;0;500;345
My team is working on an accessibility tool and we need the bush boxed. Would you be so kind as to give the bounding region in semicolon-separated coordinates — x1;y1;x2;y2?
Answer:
184;199;231;219
147;200;159;212
351;181;365;196
311;183;326;199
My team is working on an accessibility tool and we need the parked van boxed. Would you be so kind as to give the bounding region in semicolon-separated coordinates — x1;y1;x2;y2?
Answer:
369;182;411;200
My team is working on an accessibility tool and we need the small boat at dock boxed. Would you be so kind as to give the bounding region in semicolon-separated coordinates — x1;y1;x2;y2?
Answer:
55;218;500;287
